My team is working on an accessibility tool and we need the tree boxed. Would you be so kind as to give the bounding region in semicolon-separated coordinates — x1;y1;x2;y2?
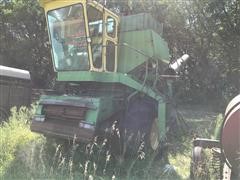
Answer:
0;0;53;88
180;0;240;103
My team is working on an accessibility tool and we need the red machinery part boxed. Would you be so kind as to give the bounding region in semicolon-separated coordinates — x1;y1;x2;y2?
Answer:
221;94;240;173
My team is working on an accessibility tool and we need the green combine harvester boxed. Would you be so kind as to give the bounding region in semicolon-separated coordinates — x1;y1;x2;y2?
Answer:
31;0;189;151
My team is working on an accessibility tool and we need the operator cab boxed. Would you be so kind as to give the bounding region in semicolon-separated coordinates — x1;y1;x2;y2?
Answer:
45;1;119;72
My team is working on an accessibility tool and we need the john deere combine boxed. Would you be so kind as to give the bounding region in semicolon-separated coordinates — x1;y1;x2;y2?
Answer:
31;0;188;151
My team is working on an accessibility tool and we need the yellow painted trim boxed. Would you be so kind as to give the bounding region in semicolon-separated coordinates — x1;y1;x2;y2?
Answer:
41;0;86;11
87;2;105;72
87;1;119;72
103;10;119;72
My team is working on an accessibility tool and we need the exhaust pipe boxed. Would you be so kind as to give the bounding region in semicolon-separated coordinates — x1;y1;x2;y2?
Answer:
164;54;189;75
169;54;189;73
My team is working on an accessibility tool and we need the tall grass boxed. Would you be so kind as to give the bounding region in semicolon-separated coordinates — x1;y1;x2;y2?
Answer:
0;106;176;180
0;105;222;179
0;106;42;178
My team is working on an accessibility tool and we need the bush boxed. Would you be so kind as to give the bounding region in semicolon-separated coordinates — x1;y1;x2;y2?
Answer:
0;106;42;178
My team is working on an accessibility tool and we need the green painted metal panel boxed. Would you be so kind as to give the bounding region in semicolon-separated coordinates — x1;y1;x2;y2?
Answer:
158;101;166;140
36;87;166;139
85;96;123;124
57;71;120;82
120;13;163;35
85;99;99;124
118;30;170;73
57;71;163;101
39;95;100;124
38;94;123;125
152;31;170;63
97;97;123;122
35;105;43;115
118;30;153;73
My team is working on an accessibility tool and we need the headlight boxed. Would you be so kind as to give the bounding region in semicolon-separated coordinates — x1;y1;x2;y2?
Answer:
79;122;95;130
33;115;45;122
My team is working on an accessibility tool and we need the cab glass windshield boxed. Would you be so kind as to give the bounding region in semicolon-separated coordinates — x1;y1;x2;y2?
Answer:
47;4;89;71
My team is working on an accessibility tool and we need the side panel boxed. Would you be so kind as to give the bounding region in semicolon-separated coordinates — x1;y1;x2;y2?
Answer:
118;30;153;73
36;95;123;125
152;31;170;63
31;94;124;141
120;13;163;35
118;30;170;73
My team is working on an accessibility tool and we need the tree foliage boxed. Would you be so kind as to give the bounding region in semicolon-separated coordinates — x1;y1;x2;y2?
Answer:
170;0;240;103
0;0;53;87
120;0;240;103
0;0;239;102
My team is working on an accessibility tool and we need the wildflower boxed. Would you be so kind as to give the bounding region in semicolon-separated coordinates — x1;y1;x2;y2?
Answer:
58;157;66;169
106;151;111;162
88;175;94;180
116;128;120;138
93;162;97;176
90;143;95;155
111;121;117;134
84;160;90;177
112;174;116;180
138;151;145;160
101;138;107;147
138;141;145;152
54;144;61;154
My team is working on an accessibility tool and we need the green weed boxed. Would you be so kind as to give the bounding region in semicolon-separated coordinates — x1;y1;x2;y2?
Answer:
0;106;223;180
0;106;43;178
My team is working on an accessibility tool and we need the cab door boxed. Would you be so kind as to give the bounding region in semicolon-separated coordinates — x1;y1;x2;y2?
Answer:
87;2;119;72
103;12;119;72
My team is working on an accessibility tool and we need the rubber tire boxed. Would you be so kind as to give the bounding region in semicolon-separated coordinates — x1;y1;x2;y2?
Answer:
148;118;160;151
120;97;158;155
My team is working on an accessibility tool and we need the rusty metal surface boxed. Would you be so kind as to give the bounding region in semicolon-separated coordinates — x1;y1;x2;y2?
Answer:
40;98;96;109
44;105;87;121
193;138;220;149
31;121;95;142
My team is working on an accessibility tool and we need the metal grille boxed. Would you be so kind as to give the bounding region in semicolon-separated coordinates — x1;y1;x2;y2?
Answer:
44;105;87;124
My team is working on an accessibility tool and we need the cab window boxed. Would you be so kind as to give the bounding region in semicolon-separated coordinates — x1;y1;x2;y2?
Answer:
47;4;89;71
87;5;103;69
106;16;116;38
106;41;115;71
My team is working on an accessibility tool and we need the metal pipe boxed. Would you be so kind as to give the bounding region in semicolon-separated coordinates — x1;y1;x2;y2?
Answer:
168;54;189;73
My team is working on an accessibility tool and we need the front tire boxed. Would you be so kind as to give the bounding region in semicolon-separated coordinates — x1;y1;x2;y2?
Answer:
120;97;159;156
148;118;160;151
